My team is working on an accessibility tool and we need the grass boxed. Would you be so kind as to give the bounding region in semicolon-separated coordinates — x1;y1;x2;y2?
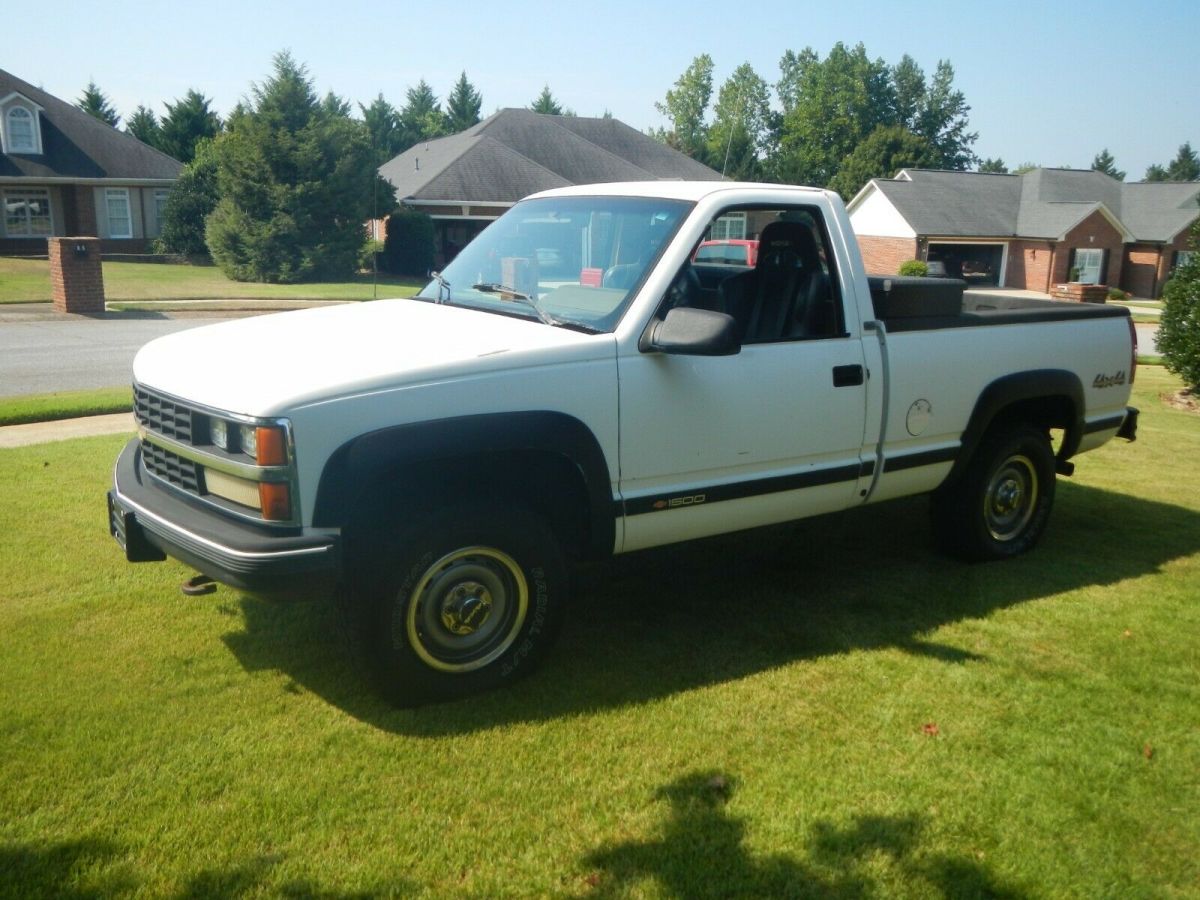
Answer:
0;387;132;426
1;368;1197;897
0;257;423;304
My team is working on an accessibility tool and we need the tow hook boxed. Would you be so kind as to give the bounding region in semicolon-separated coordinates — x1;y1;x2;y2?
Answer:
181;574;217;596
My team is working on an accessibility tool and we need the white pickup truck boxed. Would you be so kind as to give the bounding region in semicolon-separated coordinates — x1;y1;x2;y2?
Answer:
108;181;1138;705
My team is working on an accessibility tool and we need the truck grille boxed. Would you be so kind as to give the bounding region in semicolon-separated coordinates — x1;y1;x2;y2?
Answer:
142;440;203;494
134;386;195;443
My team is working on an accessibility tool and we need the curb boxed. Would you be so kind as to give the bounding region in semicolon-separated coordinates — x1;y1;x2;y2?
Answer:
0;413;135;449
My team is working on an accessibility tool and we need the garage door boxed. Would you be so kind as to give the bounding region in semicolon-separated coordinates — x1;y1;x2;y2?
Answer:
927;244;1004;286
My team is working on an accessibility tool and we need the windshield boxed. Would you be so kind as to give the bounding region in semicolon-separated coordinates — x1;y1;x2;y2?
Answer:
414;195;693;332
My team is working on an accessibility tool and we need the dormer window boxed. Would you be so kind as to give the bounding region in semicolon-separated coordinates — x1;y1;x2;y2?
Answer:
4;104;42;154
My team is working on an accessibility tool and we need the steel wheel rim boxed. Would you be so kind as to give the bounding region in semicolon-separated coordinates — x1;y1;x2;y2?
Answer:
406;546;528;673
984;454;1038;542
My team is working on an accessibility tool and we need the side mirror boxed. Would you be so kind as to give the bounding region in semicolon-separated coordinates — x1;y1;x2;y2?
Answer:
648;307;740;356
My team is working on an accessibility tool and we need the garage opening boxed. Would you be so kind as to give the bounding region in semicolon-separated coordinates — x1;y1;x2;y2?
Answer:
927;243;1005;286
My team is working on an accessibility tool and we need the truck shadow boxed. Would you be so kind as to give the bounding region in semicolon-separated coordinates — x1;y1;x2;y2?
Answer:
222;482;1200;734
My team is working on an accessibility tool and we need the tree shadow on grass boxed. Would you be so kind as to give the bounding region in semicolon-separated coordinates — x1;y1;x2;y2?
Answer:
579;771;1026;898
220;483;1200;734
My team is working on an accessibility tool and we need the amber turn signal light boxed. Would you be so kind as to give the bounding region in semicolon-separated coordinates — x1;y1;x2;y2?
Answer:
255;426;288;466
259;482;292;521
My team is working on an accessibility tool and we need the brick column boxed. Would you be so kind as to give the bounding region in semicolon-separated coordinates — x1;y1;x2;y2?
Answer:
49;237;106;315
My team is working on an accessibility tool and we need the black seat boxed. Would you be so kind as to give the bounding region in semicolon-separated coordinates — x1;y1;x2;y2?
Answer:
719;221;831;342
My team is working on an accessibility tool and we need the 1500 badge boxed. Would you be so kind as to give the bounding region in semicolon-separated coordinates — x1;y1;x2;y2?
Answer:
653;494;707;510
1093;371;1127;388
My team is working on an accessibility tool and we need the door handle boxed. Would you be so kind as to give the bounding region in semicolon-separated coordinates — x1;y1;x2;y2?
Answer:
832;364;864;387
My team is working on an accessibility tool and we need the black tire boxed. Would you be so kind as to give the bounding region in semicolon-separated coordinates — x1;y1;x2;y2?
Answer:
348;503;567;707
932;424;1056;562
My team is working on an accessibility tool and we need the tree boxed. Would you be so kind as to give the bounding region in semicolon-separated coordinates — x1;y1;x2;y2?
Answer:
979;157;1009;174
321;91;353;118
891;55;926;131
654;55;713;162
399;79;446;150
381;207;435;276
445;72;482;132
705;63;771;179
158;90;222;164
1145;143;1200;182
359;93;404;158
530;85;572;116
1091;148;1125;181
126;106;161;147
77;80;120;127
1157;220;1200;389
1167;142;1200;181
204;51;386;282
828;125;939;199
156;139;220;257
914;60;978;170
1013;161;1040;175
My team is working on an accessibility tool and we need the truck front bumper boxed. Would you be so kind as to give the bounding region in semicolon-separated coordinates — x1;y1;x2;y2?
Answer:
107;438;340;598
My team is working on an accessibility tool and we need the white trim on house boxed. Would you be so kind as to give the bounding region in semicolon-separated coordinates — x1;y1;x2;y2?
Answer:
0;94;45;155
847;184;917;238
927;239;1010;287
0;176;177;186
104;187;133;239
1054;202;1135;244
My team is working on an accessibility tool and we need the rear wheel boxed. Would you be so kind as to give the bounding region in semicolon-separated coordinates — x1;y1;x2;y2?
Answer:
348;504;566;706
932;424;1056;561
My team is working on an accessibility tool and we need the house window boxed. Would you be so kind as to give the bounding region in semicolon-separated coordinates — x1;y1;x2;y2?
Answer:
106;189;132;239
710;212;747;240
3;188;52;237
153;189;170;236
1074;248;1103;284
1175;250;1195;271
6;107;37;153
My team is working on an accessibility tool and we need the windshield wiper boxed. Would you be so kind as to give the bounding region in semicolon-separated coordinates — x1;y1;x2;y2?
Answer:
471;282;560;326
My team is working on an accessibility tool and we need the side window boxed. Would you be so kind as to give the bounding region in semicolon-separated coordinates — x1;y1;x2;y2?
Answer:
686;205;843;343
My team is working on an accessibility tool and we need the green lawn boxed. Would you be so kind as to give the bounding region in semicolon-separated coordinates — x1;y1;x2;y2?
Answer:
0;257;423;304
1;368;1196;897
0;388;132;426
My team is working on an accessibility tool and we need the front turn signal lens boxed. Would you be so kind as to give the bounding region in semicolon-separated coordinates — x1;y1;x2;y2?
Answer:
255;426;288;466
259;482;292;521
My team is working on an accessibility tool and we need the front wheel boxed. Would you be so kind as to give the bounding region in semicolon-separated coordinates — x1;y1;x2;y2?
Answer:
932;424;1056;561
349;504;567;707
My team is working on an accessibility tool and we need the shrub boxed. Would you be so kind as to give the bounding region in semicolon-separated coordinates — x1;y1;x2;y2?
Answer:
155;140;219;258
1107;287;1130;301
358;239;384;273
1157;225;1200;390
898;259;928;277
382;208;436;276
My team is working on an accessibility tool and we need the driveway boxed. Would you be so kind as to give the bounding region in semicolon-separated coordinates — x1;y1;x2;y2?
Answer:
0;304;248;397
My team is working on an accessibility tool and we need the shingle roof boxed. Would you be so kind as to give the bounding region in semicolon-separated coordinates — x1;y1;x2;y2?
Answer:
380;108;721;203
0;68;182;181
860;167;1200;243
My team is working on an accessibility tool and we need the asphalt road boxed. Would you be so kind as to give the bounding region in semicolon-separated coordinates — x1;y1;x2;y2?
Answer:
0;303;1165;399
0;305;244;397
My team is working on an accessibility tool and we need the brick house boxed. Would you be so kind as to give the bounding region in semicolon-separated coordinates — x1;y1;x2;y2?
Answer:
848;168;1199;298
1;68;182;255
379;108;723;266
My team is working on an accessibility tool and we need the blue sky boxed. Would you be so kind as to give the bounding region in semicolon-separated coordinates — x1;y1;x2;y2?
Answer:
9;0;1198;179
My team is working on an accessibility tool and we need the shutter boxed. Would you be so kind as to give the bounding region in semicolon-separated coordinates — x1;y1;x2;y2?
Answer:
1066;248;1077;281
1100;248;1110;286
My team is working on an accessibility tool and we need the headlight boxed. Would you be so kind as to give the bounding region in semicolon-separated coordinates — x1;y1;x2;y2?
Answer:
210;417;229;450
239;424;258;459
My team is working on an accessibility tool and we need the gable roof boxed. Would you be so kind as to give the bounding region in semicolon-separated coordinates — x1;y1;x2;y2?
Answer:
852;167;1200;243
381;108;722;203
0;68;182;182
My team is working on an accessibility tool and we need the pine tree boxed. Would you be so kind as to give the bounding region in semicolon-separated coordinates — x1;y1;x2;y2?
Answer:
399;80;446;150
445;72;482;132
359;93;404;158
978;158;1008;174
530;85;565;116
77;80;120;127
1091;148;1125;181
126;106;161;147
158;90;222;164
